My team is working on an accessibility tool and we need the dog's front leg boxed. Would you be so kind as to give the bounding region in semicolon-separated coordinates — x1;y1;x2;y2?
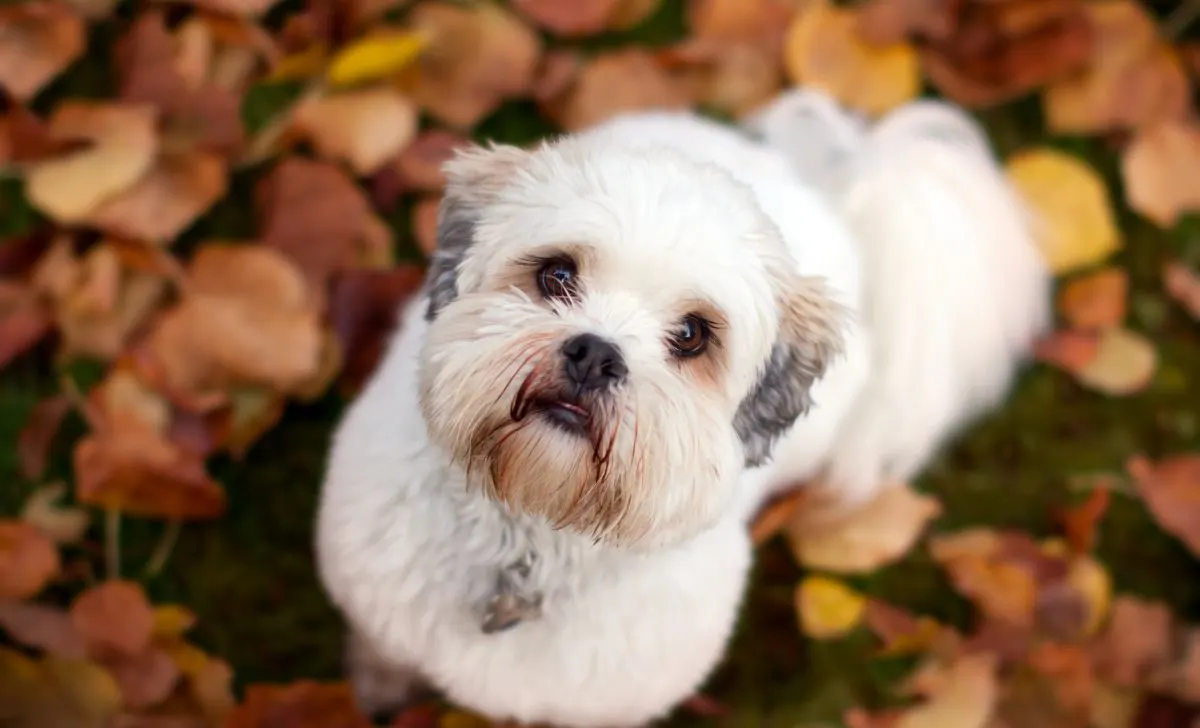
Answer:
481;550;544;634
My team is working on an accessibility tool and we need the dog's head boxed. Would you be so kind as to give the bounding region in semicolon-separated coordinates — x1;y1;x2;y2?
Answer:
418;132;846;550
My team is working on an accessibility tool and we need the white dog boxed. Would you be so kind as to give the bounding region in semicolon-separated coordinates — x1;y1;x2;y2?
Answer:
314;89;1050;727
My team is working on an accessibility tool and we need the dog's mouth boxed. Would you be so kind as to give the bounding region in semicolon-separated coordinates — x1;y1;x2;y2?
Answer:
530;396;590;433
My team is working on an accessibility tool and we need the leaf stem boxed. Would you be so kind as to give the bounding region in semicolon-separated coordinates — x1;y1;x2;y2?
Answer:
105;507;122;580
143;519;182;578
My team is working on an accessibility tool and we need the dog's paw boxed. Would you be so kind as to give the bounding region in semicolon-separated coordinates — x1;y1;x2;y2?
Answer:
344;630;425;719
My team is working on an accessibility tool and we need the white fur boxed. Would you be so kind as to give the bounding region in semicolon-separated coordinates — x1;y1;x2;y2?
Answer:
315;90;1049;727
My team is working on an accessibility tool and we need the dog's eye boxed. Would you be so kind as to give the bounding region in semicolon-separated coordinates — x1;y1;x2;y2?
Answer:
669;315;710;357
537;258;578;300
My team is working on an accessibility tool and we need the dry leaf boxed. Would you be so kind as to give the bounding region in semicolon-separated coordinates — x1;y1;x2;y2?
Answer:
863;600;955;658
1035;327;1157;396
0;648;123;728
657;39;782;119
1067;554;1111;637
412;196;441;257
929;529;1037;627
404;1;541;128
1058;267;1127;331
783;0;919;117
17;394;71;481
0;600;87;658
292;87;419;176
0;520;60;600
70;580;156;659
329;266;425;391
1005;148;1120;275
512;0;620;37
0;286;53;370
1121;121;1200;229
1127;453;1200;560
749;486;808;546
326;29;428;87
86;151;229;243
545;49;690;131
21;482;91;545
0;2;87;102
1044;0;1190;134
1057;486;1111;554
1164;261;1200;321
786;482;941;573
687;0;793;56
1091;595;1173;686
890;653;999;728
856;0;958;45
796;575;867;640
393;130;469;192
223;680;373;728
25;102;159;224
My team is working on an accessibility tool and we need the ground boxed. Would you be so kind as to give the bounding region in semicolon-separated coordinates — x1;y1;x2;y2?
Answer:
3;0;1200;725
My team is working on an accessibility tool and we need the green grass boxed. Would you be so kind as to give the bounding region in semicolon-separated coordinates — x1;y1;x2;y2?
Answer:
4;1;1200;725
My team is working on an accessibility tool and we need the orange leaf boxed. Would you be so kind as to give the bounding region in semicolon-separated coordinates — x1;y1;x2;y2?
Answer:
544;49;690;131
1127;453;1200;560
224;681;373;728
1057;267;1127;331
0;520;60;600
1057;486;1111;554
0;2;86;102
70;580;156;659
1121;121;1200;229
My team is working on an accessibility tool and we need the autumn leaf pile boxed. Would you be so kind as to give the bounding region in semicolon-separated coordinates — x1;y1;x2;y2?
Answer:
4;0;1200;725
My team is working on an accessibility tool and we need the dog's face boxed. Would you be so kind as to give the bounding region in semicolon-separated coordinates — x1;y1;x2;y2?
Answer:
417;133;845;550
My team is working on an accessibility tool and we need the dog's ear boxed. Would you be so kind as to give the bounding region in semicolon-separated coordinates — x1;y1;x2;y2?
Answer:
426;143;530;320
733;275;847;467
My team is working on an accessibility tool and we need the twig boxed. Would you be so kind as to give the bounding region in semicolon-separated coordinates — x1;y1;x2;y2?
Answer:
143;519;182;578
105;507;122;580
1163;0;1200;40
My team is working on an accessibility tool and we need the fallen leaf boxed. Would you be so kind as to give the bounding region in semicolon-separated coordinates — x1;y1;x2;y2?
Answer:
929;528;1037;627
404;2;541;128
749;486;808;545
1121;121;1200;229
70;580;156;659
329;266;425;391
863;599;952;657
177;0;281;18
796;575;867;640
439;710;494;728
1037;327;1157;396
0;600;87;658
1164;261;1200;321
223;680;373;728
512;0;656;37
856;0;958;45
190;657;237;723
152;605;197;640
412;196;441;257
1044;0;1190;134
393;130;470;192
0;648;123;728
1005;148;1120;275
658;39;782;119
1091;595;1172;686
327;29;428;88
544;48;690;131
0;520;60;600
292;86;419;175
786;482;941;573
0;2;87;102
1090;681;1143;728
85;151;229;243
783;0;920;117
1127;453;1200;559
105;647;181;709
895;653;999;728
25;101;159;225
1066;554;1111;636
17;394;71;481
679;693;731;719
687;0;793;55
1058;486;1111;554
1027;642;1095;718
21;482;91;545
0;286;53;370
1058;267;1127;332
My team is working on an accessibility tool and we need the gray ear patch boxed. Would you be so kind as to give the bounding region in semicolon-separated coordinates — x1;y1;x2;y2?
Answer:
424;196;479;321
733;342;821;468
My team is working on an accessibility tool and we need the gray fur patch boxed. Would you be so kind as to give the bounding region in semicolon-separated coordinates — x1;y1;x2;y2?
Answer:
424;196;479;321
734;342;821;467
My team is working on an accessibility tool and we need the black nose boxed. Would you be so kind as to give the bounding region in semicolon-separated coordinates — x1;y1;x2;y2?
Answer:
561;333;627;392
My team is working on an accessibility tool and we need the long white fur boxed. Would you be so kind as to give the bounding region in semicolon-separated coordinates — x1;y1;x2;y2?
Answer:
315;90;1050;727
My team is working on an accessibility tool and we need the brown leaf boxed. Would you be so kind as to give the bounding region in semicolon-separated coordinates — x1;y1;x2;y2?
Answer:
657;39;782;119
545;48;690;131
86;151;229;244
929;529;1038;627
1058;486;1111;554
1058;267;1127;331
1164;261;1200;321
393;130;470;192
1044;0;1190;134
512;0;620;37
0;1;86;102
863;599;955;657
784;0;920;117
1127;453;1200;559
223;680;373;728
176;0;282;19
0;520;60;600
105;647;181;709
0;285;53;370
1091;595;1173;686
0;600;87;658
748;485;807;546
258;157;375;288
404;2;542;128
856;0;959;46
292;87;419;176
0;649;123;728
25;101;160;225
17;394;71;481
894;652;999;727
329;266;426;392
412;196;441;257
1121;121;1200;229
688;0;794;56
70;580;156;659
189;657;237;724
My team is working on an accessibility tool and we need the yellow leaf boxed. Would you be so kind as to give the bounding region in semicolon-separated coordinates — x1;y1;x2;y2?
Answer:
783;0;919;117
163;639;211;677
796;575;866;640
0;648;123;728
1068;555;1112;637
1006;148;1120;275
1076;327;1158;396
327;30;429;88
439;710;494;728
266;44;329;83
151;604;197;640
787;482;942;573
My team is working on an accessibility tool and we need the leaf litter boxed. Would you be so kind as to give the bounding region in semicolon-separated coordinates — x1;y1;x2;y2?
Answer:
3;0;1200;725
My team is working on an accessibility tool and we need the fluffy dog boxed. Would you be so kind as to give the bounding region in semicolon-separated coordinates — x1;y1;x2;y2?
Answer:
315;89;1050;727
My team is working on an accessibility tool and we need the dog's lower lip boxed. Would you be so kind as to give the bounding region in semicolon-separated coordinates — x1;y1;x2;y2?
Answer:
536;399;589;431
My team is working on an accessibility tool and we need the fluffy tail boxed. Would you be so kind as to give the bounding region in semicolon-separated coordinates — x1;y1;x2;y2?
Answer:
746;89;1051;502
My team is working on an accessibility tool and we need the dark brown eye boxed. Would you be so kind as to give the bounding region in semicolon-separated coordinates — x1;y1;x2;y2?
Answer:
537;258;577;300
670;315;709;357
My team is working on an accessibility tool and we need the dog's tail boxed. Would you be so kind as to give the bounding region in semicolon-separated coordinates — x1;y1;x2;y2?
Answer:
746;89;1051;503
